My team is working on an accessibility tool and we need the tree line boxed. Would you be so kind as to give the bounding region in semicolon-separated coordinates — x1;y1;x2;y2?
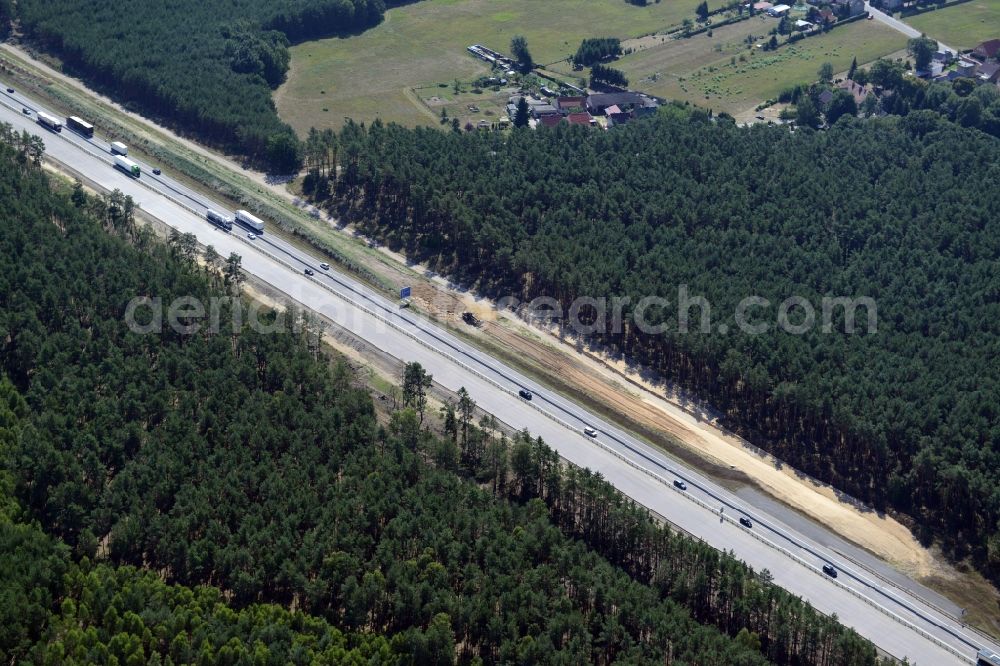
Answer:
573;38;622;67
590;63;630;88
0;128;893;664
12;0;400;172
421;364;888;666
782;57;1000;135
861;58;1000;137
314;108;1000;586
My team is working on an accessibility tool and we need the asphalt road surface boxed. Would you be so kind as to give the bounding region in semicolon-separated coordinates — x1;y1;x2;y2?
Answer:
864;2;957;53
2;84;996;665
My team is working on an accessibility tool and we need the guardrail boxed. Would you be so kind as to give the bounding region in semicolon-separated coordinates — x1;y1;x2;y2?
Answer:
241;235;972;664
634;468;970;663
40;144;979;666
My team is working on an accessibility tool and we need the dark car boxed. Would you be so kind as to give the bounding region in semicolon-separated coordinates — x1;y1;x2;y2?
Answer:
304;268;314;276
822;564;838;578
152;167;162;175
739;517;753;528
673;479;687;491
518;389;533;400
6;87;14;93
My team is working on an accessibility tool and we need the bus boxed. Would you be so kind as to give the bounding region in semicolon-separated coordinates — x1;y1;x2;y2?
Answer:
206;209;233;232
235;209;264;233
66;115;94;138
36;111;62;132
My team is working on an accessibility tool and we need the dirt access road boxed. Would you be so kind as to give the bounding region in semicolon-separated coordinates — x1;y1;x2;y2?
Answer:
4;42;944;583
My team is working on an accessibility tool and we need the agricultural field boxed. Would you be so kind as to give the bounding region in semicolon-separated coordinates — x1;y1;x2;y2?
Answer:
616;18;907;115
275;0;722;132
906;0;1000;50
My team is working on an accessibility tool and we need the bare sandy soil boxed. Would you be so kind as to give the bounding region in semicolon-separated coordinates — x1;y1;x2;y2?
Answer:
403;271;938;576
11;40;947;585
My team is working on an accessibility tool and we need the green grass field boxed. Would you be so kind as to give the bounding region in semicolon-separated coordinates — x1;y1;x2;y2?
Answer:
275;0;911;131
906;0;1000;50
616;19;907;114
275;0;717;133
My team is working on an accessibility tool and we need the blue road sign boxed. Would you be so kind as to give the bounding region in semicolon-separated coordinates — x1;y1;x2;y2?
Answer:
400;286;411;299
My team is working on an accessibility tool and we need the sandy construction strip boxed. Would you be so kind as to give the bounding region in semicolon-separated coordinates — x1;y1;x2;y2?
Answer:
421;279;937;578
13;40;935;578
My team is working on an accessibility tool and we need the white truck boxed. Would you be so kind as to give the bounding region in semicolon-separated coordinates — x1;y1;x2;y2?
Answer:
235;209;265;233
36;111;62;132
114;155;140;178
110;141;128;156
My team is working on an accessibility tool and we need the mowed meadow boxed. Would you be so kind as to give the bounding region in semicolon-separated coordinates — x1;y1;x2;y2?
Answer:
615;18;906;114
275;0;713;132
907;0;1000;50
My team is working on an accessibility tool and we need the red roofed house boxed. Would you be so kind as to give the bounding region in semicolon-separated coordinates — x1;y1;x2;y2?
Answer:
972;39;1000;62
556;96;586;112
539;114;562;128
566;112;593;126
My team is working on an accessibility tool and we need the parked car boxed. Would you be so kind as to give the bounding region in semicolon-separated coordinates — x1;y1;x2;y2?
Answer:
304;268;314;276
583;426;598;438
673;479;687;491
518;389;533;400
319;262;330;270
822;564;838;578
246;233;256;240
739;517;753;528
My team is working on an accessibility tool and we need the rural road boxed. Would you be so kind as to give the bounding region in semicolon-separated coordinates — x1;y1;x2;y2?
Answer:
864;2;957;53
1;84;996;666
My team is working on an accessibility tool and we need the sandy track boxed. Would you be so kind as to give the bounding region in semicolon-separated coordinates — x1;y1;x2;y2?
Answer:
8;41;935;577
439;290;934;576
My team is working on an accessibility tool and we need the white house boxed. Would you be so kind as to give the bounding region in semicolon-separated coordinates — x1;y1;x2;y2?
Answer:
767;4;791;16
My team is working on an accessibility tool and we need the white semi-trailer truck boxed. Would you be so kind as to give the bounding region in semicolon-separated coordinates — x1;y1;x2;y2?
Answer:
235;209;264;233
36;111;62;132
110;141;128;156
114;155;140;178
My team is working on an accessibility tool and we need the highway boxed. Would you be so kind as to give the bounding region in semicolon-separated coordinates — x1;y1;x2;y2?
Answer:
2;84;997;665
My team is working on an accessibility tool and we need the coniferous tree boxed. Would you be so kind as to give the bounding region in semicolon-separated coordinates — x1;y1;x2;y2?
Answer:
510;35;533;73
